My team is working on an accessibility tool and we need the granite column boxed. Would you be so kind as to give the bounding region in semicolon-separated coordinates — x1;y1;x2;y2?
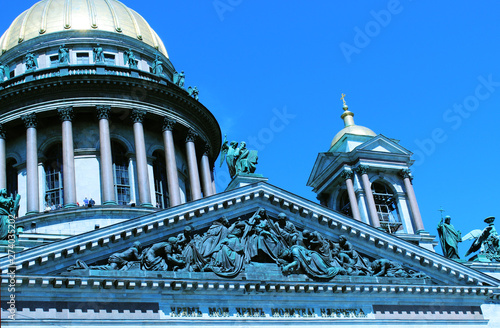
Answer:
162;118;181;206
22;113;39;214
131;109;152;207
97;105;116;205
185;129;202;201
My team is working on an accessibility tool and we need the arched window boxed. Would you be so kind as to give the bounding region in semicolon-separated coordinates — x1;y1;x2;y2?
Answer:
111;141;130;205
44;144;63;208
6;158;18;196
371;181;401;233
152;150;169;209
337;189;352;217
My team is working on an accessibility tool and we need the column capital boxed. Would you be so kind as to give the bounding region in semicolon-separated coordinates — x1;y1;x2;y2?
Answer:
0;124;5;139
400;168;413;181
58;106;74;122
21;113;37;129
131;108;146;123
340;169;353;181
186;128;198;143
96;105;111;120
355;164;369;175
162;117;176;132
203;143;211;156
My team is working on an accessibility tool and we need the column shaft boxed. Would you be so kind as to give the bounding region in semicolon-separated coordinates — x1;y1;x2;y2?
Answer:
403;177;425;232
61;120;77;207
345;178;362;221
133;120;152;207
26;126;39;214
185;130;202;201
200;153;213;197
355;165;380;228
98;112;116;205
162;123;181;206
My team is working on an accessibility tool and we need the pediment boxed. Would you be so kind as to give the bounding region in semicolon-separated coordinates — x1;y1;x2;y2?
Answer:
355;135;411;156
4;182;498;289
307;152;338;189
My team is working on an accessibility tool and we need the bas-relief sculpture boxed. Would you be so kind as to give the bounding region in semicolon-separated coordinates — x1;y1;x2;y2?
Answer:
69;209;428;281
220;136;258;178
0;189;21;240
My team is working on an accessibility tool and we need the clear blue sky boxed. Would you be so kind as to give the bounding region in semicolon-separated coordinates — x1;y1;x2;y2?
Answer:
2;1;500;259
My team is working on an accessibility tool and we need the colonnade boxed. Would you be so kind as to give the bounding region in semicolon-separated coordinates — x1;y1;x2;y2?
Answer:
340;165;425;233
0;106;215;214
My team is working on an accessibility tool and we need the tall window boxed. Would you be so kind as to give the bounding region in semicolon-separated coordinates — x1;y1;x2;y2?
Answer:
371;181;401;233
44;144;63;208
152;150;169;209
6;158;18;196
112;141;130;205
337;190;352;217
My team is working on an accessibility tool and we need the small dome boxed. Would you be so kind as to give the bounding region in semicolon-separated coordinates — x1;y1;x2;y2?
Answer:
330;104;376;148
0;0;168;57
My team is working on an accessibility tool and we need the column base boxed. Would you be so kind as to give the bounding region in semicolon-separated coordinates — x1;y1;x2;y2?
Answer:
140;203;154;208
26;210;39;215
102;201;118;206
64;203;78;209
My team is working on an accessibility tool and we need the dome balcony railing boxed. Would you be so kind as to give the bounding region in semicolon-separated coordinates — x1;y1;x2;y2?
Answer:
0;63;168;91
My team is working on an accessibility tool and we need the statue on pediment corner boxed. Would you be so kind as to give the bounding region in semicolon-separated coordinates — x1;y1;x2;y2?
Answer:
220;136;259;179
437;215;461;260
464;216;500;262
0;189;20;240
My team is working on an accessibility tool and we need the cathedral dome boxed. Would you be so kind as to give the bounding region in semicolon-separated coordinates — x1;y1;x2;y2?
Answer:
330;104;376;148
0;0;168;57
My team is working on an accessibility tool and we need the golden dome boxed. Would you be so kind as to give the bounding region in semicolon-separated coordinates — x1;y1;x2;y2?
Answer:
330;104;376;148
0;0;168;57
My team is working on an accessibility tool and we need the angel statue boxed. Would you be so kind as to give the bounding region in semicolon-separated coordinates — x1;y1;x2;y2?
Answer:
463;216;500;262
220;135;258;178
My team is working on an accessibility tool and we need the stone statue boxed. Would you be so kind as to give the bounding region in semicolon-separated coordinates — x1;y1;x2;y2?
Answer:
188;86;199;100
124;49;137;69
173;71;185;87
90;241;143;270
58;44;69;64
152;54;163;76
25;52;37;71
0;189;20;240
93;44;104;63
437;215;461;259
220;137;259;178
0;63;8;82
464;217;500;262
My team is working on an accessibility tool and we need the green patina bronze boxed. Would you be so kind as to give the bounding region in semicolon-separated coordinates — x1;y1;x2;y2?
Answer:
0;188;21;240
220;135;258;178
437;216;461;260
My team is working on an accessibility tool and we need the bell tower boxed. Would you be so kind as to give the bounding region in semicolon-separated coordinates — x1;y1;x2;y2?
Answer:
307;96;434;250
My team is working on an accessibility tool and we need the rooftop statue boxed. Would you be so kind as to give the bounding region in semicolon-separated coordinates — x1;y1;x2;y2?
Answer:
124;49;137;69
58;44;69;64
0;63;8;82
93;44;104;63
173;71;185;87
25;52;37;71
463;216;500;262
220;136;259;178
152;54;164;76
188;86;199;100
0;189;21;240
437;215;461;260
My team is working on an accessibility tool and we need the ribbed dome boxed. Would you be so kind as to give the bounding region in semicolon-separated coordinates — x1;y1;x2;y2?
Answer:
0;0;168;57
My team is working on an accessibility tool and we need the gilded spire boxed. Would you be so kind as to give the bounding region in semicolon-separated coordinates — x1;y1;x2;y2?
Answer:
340;93;355;127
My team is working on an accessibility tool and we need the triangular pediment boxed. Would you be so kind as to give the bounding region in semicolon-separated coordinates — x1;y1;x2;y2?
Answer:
355;135;411;156
3;182;498;289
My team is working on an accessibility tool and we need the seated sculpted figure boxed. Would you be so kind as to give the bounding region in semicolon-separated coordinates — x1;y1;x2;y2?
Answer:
142;237;185;271
274;212;299;247
209;222;246;277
